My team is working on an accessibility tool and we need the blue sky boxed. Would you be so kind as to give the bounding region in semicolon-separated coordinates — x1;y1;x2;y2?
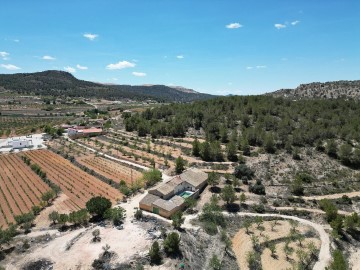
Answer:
0;0;359;95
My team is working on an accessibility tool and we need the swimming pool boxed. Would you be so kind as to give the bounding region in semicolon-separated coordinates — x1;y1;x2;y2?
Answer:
179;191;193;199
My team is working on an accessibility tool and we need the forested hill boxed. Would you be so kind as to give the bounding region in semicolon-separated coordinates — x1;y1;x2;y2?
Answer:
269;80;360;100
124;95;360;166
0;70;214;102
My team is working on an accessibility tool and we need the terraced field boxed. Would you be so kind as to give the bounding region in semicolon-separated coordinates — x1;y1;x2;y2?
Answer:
0;154;51;227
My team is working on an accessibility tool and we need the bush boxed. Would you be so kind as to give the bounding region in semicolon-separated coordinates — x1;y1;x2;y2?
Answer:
291;178;304;196
234;164;254;180
319;199;338;222
143;169;162;187
253;203;265;213
249;180;266;195
203;221;218;235
209;254;221;270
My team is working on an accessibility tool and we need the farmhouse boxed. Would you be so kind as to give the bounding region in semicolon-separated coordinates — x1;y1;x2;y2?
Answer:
139;168;208;218
7;138;33;149
67;127;104;138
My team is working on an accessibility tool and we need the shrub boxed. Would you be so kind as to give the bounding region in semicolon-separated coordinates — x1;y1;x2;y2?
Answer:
249;180;266;195
234;164;254;179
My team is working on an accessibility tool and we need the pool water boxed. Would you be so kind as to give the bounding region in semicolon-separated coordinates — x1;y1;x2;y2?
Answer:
179;191;193;199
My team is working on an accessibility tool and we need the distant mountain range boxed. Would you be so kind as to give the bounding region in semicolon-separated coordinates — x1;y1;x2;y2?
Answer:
269;80;360;100
0;70;214;103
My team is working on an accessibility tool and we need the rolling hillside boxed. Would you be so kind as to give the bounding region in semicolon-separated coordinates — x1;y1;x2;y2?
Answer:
0;70;214;103
269;80;360;100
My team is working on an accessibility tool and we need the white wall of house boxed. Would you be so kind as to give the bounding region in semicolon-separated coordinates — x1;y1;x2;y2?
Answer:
174;181;195;194
9;139;31;149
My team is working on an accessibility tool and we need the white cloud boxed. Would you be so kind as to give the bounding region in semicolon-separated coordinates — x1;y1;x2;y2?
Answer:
76;64;88;70
13;39;20;43
1;64;20;70
0;51;9;60
106;61;136;70
291;20;300;26
42;55;56;60
176;55;184;59
132;72;147;77
226;23;243;29
64;66;76;73
83;33;98;41
246;65;267;70
275;23;286;29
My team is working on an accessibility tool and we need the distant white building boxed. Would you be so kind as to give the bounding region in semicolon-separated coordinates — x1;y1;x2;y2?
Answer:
8;138;33;149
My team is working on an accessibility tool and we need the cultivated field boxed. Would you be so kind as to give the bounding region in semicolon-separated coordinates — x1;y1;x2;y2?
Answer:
22;150;122;210
77;155;142;185
0;154;51;227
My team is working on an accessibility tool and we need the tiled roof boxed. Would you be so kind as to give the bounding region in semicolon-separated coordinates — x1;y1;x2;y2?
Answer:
153;196;184;212
180;168;208;187
139;193;159;207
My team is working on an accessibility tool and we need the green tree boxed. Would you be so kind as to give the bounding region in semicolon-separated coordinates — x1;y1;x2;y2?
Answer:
104;206;126;226
221;185;236;205
226;141;238;161
134;209;143;220
192;138;201;157
239;193;246;204
207;172;220;188
268;242;277;258
234;164;254;180
327;139;338;158
86;197;112;219
48;211;59;224
319;199;338;222
291;177;304;196
41;190;55;205
184;197;197;212
143;168;162;187
328;249;347;270
200;141;212;161
175;156;186;174
58;213;69;226
149;241;162;265
171;211;185;230
163;232;181;255
344;212;360;232
339;143;352;165
264;133;276;153
233;177;241;190
243;219;252;234
31;205;41;215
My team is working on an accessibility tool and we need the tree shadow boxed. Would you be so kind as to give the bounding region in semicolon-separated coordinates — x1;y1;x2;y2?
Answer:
226;203;240;213
210;186;222;193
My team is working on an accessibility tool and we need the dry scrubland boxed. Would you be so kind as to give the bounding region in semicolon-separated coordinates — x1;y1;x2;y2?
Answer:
232;219;320;270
